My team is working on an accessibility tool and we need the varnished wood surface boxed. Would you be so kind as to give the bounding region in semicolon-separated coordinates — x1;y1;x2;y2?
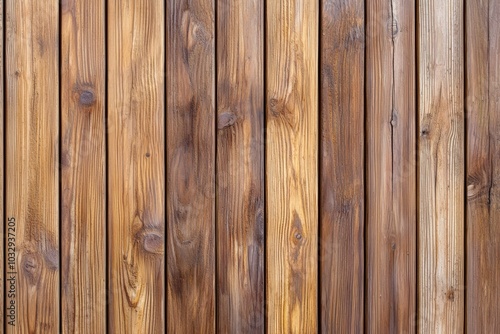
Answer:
418;0;465;332
216;0;265;332
61;0;106;332
320;0;364;332
5;0;60;332
108;0;165;332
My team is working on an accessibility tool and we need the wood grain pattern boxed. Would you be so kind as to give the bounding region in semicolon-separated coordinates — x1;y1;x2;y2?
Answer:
216;0;265;332
365;0;416;332
108;0;165;332
61;0;106;332
166;0;215;332
5;0;60;332
267;0;318;332
418;0;464;332
320;0;364;332
466;0;500;331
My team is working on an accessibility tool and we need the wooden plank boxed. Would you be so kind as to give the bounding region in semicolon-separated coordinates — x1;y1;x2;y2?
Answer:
166;0;215;332
320;0;364;332
216;0;264;332
0;0;3;328
365;0;416;332
466;0;500;331
418;0;464;332
267;0;318;332
5;1;60;332
108;0;165;332
61;0;106;332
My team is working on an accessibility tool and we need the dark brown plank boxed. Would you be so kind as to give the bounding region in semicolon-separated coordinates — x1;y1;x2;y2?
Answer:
216;0;265;332
320;0;365;332
466;0;500;331
61;0;106;331
167;0;216;332
365;0;416;332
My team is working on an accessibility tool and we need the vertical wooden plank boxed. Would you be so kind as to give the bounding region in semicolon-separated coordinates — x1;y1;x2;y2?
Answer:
418;0;464;332
108;0;165;332
166;0;215;332
5;0;60;332
0;0;3;328
365;0;416;332
216;0;264;332
466;0;500;331
61;0;106;332
320;0;364;332
267;0;318;332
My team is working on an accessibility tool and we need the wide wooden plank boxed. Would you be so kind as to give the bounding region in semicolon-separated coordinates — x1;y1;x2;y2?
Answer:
61;0;106;332
166;0;216;332
216;0;265;332
418;0;464;332
5;1;60;332
267;0;318;332
108;0;165;332
320;0;364;332
466;0;500;331
365;0;416;332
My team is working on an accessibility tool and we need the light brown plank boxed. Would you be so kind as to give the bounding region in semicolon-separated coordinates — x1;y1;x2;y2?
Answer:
320;0;364;332
108;0;165;332
365;0;416;332
466;0;500;331
0;0;3;327
166;0;216;332
5;0;60;332
267;0;318;332
216;0;265;332
418;0;464;332
61;0;106;332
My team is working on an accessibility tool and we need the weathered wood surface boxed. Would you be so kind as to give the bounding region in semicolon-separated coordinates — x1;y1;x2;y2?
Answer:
365;0;416;332
216;0;265;332
418;0;465;332
466;0;500;331
5;0;60;332
267;0;318;332
61;0;106;332
166;0;216;332
108;0;165;332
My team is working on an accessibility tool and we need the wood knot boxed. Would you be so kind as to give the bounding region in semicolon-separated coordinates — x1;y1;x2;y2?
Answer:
218;111;237;130
21;252;43;285
420;128;430;138
388;18;399;37
135;228;164;255
79;89;95;107
446;288;455;301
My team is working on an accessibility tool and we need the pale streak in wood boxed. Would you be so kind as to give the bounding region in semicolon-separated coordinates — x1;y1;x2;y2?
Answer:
216;0;265;332
267;0;318;332
366;0;416;332
5;1;60;332
167;0;216;332
108;0;165;332
418;0;464;332
61;0;106;332
466;0;500;331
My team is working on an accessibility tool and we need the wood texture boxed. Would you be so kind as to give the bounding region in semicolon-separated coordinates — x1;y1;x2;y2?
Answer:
466;0;500;331
61;0;106;332
166;0;216;332
108;0;165;332
320;0;364;332
216;0;265;332
5;0;60;332
267;0;318;332
0;0;3;327
418;0;464;332
365;0;416;332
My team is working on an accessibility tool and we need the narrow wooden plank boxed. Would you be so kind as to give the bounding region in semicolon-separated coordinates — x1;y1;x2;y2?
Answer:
466;0;500;331
320;0;364;332
216;0;264;332
267;0;318;332
365;0;416;332
0;0;3;328
418;0;464;332
61;0;106;332
166;0;215;332
108;0;165;332
5;1;60;332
